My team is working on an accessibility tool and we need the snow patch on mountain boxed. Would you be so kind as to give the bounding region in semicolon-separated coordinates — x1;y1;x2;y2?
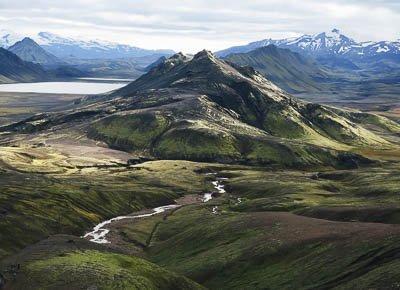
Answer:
0;30;174;59
217;29;400;59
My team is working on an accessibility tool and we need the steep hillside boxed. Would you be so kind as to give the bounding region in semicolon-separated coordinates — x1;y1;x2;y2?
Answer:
224;45;329;93
0;48;48;83
8;37;61;65
114;50;395;148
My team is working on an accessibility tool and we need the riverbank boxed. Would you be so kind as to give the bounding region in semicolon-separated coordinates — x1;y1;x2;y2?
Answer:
83;178;227;244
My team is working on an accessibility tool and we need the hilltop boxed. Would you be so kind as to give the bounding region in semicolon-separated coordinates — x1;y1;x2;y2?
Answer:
8;37;62;65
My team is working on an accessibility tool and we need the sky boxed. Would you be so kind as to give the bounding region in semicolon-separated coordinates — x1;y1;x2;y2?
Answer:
0;0;399;53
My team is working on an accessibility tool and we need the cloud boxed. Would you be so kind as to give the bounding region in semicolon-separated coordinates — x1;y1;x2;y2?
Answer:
0;0;398;52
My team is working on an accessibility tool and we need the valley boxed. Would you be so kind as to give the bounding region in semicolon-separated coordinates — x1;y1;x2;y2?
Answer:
0;29;400;289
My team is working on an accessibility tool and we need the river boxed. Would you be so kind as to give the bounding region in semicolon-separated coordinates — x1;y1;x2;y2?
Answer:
84;177;226;244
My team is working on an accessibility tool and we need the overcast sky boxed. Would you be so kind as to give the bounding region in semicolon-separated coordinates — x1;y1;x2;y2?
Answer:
0;0;399;53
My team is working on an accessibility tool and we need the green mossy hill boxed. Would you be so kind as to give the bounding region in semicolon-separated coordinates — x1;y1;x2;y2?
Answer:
339;109;400;134
90;108;371;169
89;112;170;152
1;235;203;290
112;50;391;149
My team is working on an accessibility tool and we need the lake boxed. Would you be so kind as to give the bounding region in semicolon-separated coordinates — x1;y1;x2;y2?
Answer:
0;81;129;94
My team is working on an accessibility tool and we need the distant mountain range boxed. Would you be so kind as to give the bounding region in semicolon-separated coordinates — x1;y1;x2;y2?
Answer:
218;30;400;99
0;48;48;83
1;28;398;98
0;30;175;60
217;29;400;61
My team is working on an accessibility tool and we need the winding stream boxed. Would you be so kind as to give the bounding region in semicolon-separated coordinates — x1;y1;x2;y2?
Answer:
84;177;226;244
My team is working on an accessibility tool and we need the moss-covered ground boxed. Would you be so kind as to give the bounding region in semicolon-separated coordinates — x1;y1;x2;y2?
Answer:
144;200;400;289
1;235;204;290
0;156;212;261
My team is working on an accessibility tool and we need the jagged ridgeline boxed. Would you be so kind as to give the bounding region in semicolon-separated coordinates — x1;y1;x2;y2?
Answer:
3;50;400;168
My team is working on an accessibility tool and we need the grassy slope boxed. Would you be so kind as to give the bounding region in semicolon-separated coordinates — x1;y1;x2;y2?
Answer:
0;158;211;261
75;161;400;289
2;235;203;290
89;112;170;153
2;148;400;289
22;250;202;290
88;106;377;169
145;204;400;289
221;164;400;223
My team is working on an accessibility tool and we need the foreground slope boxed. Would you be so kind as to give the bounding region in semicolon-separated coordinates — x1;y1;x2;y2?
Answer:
145;203;400;289
1;235;203;290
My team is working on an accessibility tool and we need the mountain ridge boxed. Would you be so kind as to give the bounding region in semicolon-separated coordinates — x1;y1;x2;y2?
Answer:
216;29;400;60
0;30;175;60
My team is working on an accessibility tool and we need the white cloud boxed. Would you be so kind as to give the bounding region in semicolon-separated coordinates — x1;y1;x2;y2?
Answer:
0;0;398;53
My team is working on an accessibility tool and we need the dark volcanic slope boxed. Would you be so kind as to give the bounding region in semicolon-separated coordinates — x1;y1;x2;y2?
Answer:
114;50;395;146
224;45;329;93
0;47;48;83
8;37;61;65
3;50;399;167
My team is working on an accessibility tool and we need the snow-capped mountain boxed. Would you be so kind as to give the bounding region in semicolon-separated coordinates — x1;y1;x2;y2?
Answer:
8;37;62;65
0;30;174;60
217;29;400;59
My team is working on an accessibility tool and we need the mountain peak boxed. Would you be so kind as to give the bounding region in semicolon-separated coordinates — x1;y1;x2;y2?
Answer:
8;37;61;65
116;49;283;102
19;37;39;46
191;50;218;66
193;49;214;59
165;52;189;64
217;29;400;58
